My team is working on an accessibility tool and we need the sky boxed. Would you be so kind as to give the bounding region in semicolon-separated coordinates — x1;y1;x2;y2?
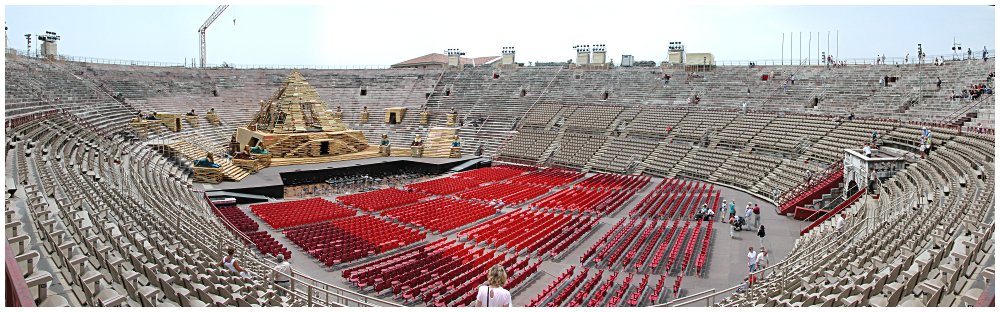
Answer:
2;1;996;67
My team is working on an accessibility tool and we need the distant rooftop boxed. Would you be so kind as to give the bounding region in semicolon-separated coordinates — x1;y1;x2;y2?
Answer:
391;53;501;69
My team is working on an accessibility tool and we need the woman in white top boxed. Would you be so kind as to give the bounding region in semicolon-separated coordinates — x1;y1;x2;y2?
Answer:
474;265;512;307
221;247;251;278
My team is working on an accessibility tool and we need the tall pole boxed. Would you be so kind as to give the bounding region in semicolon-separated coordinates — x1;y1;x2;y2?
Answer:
782;33;785;65
827;31;831;62
836;30;839;63
799;32;802;65
808;32;812;65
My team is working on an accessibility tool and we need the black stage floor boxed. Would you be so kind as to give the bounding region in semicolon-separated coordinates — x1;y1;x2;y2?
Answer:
196;155;483;195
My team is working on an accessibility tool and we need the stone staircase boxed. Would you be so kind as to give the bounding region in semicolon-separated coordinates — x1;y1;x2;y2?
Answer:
162;141;251;181
421;127;459;158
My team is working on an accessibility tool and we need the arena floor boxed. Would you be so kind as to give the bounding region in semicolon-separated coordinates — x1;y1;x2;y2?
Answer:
235;173;807;306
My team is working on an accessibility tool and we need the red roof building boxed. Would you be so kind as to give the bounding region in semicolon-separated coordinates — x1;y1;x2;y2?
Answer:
391;53;501;69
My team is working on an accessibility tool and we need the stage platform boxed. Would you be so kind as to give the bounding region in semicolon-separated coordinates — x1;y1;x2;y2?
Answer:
195;155;485;196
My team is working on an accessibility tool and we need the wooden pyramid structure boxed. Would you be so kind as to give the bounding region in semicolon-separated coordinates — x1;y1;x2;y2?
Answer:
249;71;346;133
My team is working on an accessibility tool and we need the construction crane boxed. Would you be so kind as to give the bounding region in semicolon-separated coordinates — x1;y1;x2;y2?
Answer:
198;5;229;68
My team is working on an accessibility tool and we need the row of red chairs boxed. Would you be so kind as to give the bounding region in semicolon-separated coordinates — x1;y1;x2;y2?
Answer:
216;205;259;232
337;188;430;212
646;220;684;273
505;168;584;187
283;215;425;266
629;179;718;220
250;197;356;229
604;272;634;307
779;170;844;214
648;274;668;305
245;230;292;260
535;267;591;307
404;176;483;195
215;205;291;260
583;218;689;272
531;188;636;215
494;163;538;171
526;266;576;307
342;238;540;306
572;173;650;190
458;210;596;257
583;271;618;307
445;258;542;307
579;218;627;265
453;182;551;205
626;274;650;306
696;194;720;275
452;166;533;182
567;269;606;307
381;197;498;233
677;220;703;277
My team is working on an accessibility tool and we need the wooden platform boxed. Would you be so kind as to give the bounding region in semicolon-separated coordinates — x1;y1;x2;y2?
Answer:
268;145;381;166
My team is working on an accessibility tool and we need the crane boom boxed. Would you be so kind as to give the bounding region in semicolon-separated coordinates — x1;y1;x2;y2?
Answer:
199;5;229;68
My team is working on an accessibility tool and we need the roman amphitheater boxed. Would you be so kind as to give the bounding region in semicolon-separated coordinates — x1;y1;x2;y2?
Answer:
4;41;995;308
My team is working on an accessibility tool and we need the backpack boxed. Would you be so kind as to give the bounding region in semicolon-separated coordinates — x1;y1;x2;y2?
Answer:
753;206;761;215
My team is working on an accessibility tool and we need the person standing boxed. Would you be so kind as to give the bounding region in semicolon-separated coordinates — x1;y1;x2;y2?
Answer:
272;254;292;296
473;265;513;307
747;247;757;272
752;204;761;228
720;200;729;223
744;203;754;228
728;201;737;224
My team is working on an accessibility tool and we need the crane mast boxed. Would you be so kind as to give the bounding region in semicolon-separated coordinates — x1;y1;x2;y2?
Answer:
198;5;229;68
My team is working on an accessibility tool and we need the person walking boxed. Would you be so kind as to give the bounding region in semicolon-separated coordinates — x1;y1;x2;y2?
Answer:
272;254;292;296
747;247;757;272
835;213;846;234
757;224;766;247
756;248;770;276
473;265;513;307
